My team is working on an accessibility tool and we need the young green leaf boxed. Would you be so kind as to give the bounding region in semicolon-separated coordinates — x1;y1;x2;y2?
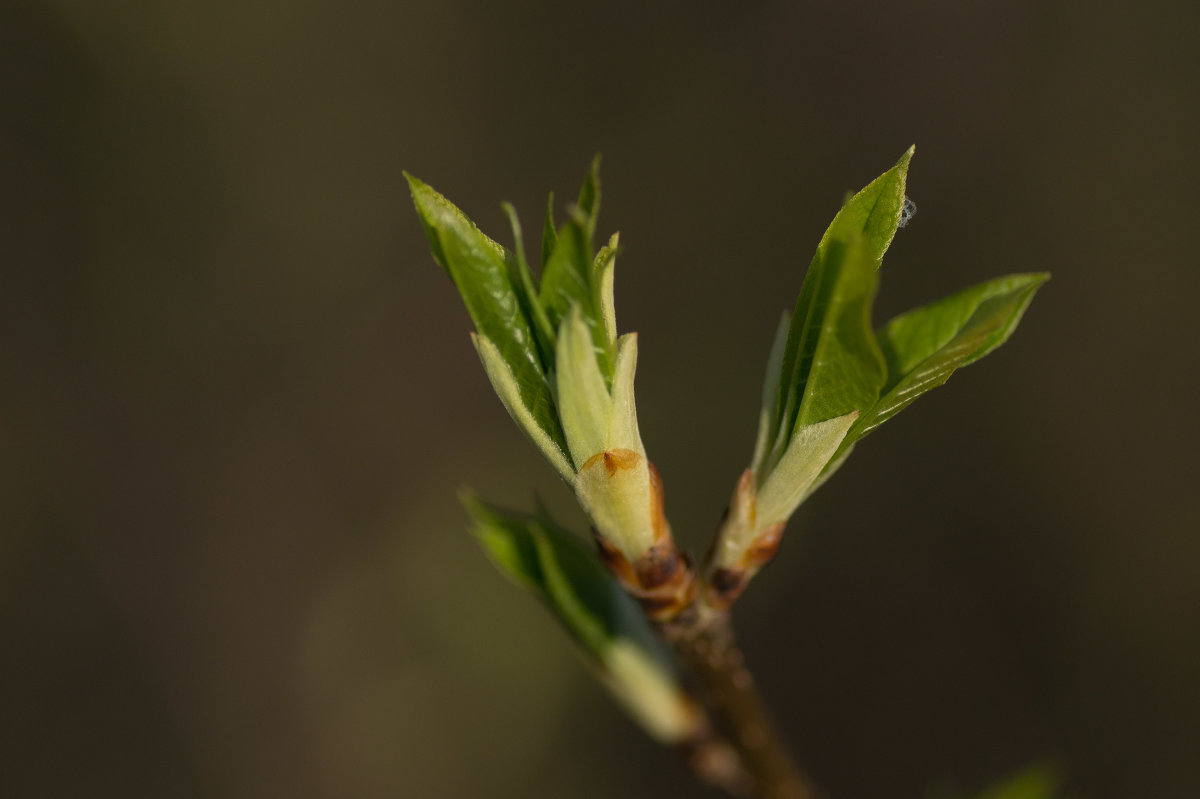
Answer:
555;305;614;469
762;148;912;473
725;150;1048;576
539;215;589;329
576;153;602;235
574;448;656;563
555;322;657;562
406;173;566;459
792;235;887;429
593;232;620;348
462;492;696;743
501;202;557;367
821;145;914;261
755;410;859;529
843;272;1049;446
608;333;646;457
540;191;558;271
538;161;615;385
758;233;887;474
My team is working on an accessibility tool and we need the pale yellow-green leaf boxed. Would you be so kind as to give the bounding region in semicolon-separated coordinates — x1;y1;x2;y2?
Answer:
574;450;656;562
595;232;619;348
806;444;855;503
607;333;645;457
555;305;614;469
756;411;858;527
599;639;697;743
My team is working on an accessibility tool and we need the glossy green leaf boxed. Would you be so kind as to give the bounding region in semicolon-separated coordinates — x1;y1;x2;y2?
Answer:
760;148;912;473
538;161;615;386
793;235;887;428
757;233;887;474
463;492;695;742
406;173;565;454
820;145;913;263
843;272;1049;446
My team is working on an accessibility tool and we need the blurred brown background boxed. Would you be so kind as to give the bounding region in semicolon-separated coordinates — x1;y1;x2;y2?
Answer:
2;1;1198;797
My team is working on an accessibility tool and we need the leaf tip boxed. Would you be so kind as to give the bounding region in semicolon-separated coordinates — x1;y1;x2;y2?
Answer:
500;201;523;242
403;170;428;196
578;155;603;221
1013;271;1052;298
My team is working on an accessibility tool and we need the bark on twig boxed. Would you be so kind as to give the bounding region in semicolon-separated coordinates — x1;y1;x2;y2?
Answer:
660;605;820;799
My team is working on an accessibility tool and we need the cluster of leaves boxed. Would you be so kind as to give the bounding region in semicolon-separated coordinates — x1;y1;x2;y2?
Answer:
406;158;619;484
406;151;1050;772
705;151;1046;579
408;162;693;738
745;149;1047;533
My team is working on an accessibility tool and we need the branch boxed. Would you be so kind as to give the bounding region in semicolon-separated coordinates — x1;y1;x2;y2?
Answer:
661;603;821;799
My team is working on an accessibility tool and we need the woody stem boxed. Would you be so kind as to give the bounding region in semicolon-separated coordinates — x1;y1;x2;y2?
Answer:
660;603;821;799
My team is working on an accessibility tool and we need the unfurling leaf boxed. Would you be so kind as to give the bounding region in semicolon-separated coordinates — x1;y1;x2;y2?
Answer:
755;411;859;529
724;148;1046;587
758;148;911;477
763;146;912;470
574;448;657;563
556;305;614;470
712;411;857;578
538;158;615;386
408;161;638;491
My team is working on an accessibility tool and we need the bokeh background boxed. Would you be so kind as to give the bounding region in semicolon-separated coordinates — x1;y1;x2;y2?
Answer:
3;1;1198;797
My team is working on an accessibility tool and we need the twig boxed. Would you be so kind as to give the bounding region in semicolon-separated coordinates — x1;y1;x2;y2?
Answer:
660;602;821;799
594;465;821;797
